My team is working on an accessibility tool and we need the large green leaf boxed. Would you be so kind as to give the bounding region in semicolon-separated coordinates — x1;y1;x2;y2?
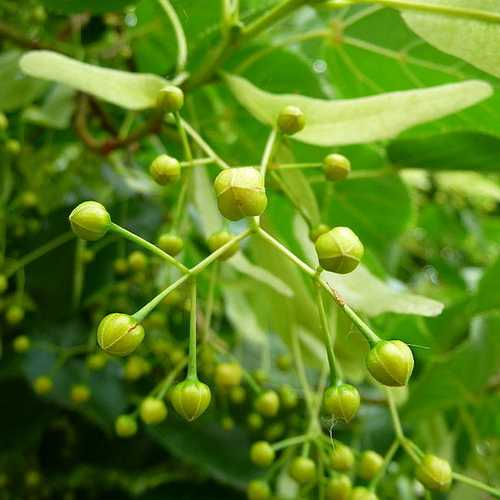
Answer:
224;73;492;146
20;51;168;110
401;0;500;78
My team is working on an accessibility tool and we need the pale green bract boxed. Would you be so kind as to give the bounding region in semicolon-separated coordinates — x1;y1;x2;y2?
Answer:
224;73;492;146
402;0;500;79
19;50;168;110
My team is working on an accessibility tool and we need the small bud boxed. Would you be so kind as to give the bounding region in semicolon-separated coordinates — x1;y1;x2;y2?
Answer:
276;353;292;371
277;105;305;135
0;112;8;131
264;421;285;441
140;397;168;424
70;384;91;404
247;480;271;500
358;450;384;480
0;274;7;294
215;362;242;389
315;227;364;274
86;352;108;371
157;85;184;113
309;223;330;242
330;443;354;471
250;441;275;467
255;390;280;418
221;416;235;431
416;454;452;492
5;139;21;156
289;456;316;483
124;355;148;381
323;384;360;423
97;313;145;356
366;340;414;387
157;233;184;256
323;154;351;181
33;375;53;395
128;251;148;272
247;412;263;431
115;415;137;438
325;474;351;500
214;167;267;221
279;384;298;409
207;231;240;260
5;305;24;325
170;379;211;421
12;335;30;353
229;385;246;405
113;258;129;275
149;155;181;185
350;487;379;500
69;201;111;241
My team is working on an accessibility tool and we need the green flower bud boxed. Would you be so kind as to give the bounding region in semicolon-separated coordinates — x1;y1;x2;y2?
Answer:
350;487;379;500
315;227;364;274
215;362;242;389
140;397;167;424
221;416;235;431
289;456;316;483
0;274;7;294
12;335;30;353
416;454;452;492
0;112;8;131
149;155;181;185
170;379;211;421
323;384;360;423
264;421;285;441
69;201;111;241
276;353;292;371
128;250;148;272
86;352;108;371
325;474;351;500
124;355;149;381
247;480;271;500
115;415;137;438
358;450;383;480
214;167;267;221
279;384;298;409
157;233;184;256
25;470;42;488
330;443;354;471
229;385;247;405
207;231;240;260
97;313;145;356
157;85;184;113
309;223;330;242
6;305;24;325
277;105;305;135
33;375;53;395
255;390;280;418
323;154;351;181
113;258;129;275
70;384;91;404
366;340;414;387
5;139;21;155
250;441;275;467
247;412;263;431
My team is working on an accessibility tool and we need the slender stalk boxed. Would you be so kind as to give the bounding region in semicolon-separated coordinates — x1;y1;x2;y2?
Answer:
203;261;219;341
179;158;214;168
260;128;279;177
157;358;188;399
291;326;315;418
5;232;75;278
386;388;404;440
242;370;262;395
72;238;86;311
272;434;311;451
270;162;322;171
452;473;500;498
109;222;189;273
187;279;198;379
158;0;188;73
370;440;400;490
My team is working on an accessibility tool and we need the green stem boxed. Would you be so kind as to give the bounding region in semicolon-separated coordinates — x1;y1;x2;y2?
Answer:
203;261;219;341
5;231;75;278
242;370;262;395
158;0;188;73
270;162;322;171
157;357;188;399
386;388;404;440
291;326;315;419
369;440;399;490
109;222;189;273
180;158;214;168
452;473;500;498
272;434;311;451
260;128;279;178
72;238;86;311
187;278;198;380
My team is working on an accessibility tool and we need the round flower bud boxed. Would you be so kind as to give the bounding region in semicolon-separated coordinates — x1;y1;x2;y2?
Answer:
115;415;137;438
124;355;148;381
5;139;21;156
215;362;242;389
323;154;351;181
279;384;298;410
0;274;7;294
33;375;53;395
221;416;235;431
6;305;24;325
277;105;305;135
0;112;8;131
289;457;316;483
86;352;108;371
250;441;275;467
247;480;271;500
113;258;128;275
149;155;181;185
330;443;354;471
366;340;414;387
325;474;351;500
13;335;30;353
140;397;167;424
207;231;240;260
323;384;360;423
20;191;37;209
157;85;184;113
229;385;246;405
128;250;148;272
97;313;145;357
358;450;384;480
25;470;42;488
309;224;330;243
255;390;280;418
350;487;378;500
247;412;263;431
276;353;292;371
264;421;285;442
70;384;91;404
69;201;111;241
214;167;267;221
315;227;364;274
416;454;452;492
157;233;184;256
170;379;211;421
